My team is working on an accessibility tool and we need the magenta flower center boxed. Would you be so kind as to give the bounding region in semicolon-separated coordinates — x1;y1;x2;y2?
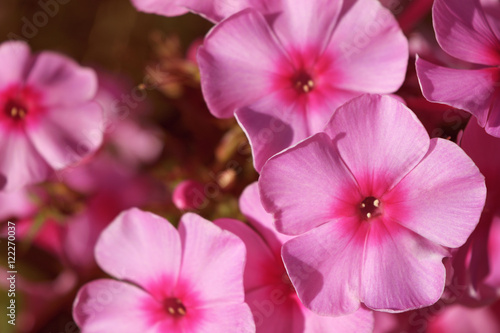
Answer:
163;297;187;318
359;196;383;220
292;71;315;94
4;98;28;121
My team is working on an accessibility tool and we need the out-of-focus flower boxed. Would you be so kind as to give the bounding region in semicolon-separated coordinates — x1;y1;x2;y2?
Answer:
94;70;163;167
0;187;37;222
426;303;500;333
198;0;408;171
172;180;207;210
0;41;103;191
416;0;500;137
216;183;374;332
451;119;500;305
130;0;276;23
129;0;189;17
73;208;255;332
259;94;486;315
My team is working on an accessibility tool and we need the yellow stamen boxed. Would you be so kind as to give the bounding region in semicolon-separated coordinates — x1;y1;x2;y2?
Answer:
373;199;380;207
11;107;18;117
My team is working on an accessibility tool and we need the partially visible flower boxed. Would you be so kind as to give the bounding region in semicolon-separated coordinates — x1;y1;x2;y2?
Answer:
427;303;500;333
451;119;500;305
416;0;500;137
0;41;102;191
198;0;408;171
130;0;275;23
216;183;374;333
73;208;255;333
0;187;37;222
172;180;207;211
259;94;486;315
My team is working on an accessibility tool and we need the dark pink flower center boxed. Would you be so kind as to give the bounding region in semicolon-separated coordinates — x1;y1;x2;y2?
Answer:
163;297;187;318
0;85;44;129
3;98;28;121
292;70;315;94
359;196;383;220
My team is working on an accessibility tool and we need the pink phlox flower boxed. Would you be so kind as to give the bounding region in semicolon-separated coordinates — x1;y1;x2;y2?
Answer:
216;182;374;332
73;208;255;333
259;94;486;315
198;0;408;171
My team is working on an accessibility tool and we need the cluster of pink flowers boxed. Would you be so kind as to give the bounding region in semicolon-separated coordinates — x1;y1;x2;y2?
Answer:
2;0;500;332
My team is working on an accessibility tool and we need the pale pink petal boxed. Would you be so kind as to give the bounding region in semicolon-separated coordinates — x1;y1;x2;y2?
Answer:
272;0;342;53
239;182;291;254
27;52;97;107
433;0;500;65
304;88;361;134
235;91;309;172
198;9;288;118
323;94;429;196
303;306;374;333
416;57;498;127
178;213;247;305
130;0;188;16
0;131;51;191
182;303;255;333
73;279;162;333
245;285;305;333
95;208;181;298
0;187;36;220
214;218;279;291
282;217;366;315
327;0;408;93
27;102;104;170
384;139;486;248
0;41;31;86
259;133;360;236
182;0;279;23
361;219;448;311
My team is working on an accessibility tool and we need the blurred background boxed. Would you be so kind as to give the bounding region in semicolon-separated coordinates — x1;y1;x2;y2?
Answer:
0;0;494;332
0;1;259;332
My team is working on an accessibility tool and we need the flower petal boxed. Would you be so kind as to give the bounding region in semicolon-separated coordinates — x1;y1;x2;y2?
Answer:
282;217;366;315
239;182;291;254
433;0;500;65
384;138;486;248
323;94;429;196
27;51;97;107
484;93;500;138
27;102;104;170
361;219;448;311
0;41;31;86
182;303;255;333
182;0;279;23
245;285;305;333
235;91;309;172
0;130;51;191
198;8;288;118
95;208;181;298
130;0;188;17
303;306;374;333
178;213;247;305
214;218;279;291
259;132;360;236
327;0;408;93
271;0;342;53
73;279;161;333
416;57;498;127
